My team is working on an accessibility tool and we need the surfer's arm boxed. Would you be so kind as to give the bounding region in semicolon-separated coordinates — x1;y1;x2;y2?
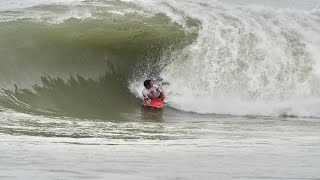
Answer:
142;90;150;100
142;92;151;104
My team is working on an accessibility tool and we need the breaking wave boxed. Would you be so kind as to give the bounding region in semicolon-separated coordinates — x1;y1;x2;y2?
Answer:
1;0;320;118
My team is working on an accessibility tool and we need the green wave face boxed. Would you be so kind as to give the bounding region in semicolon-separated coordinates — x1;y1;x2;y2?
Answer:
0;1;199;120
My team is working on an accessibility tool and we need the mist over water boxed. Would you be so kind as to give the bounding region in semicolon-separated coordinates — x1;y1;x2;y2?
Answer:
125;0;320;117
1;0;320;118
1;1;320;179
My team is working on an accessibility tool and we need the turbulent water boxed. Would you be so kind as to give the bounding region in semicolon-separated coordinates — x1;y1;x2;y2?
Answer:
1;0;320;179
1;0;320;118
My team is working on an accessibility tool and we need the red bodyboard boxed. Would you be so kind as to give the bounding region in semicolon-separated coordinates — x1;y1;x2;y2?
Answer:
142;98;164;108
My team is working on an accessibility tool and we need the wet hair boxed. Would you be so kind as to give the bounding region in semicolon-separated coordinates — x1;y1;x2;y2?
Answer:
143;80;152;87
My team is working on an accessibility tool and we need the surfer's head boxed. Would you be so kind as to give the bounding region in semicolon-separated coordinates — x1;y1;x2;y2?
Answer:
143;80;153;89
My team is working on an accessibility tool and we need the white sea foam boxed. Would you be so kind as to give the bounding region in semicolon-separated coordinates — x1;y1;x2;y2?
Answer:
0;0;82;11
129;0;320;117
2;0;320;117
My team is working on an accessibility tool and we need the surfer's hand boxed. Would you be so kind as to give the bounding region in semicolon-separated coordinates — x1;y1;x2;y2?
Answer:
146;98;151;104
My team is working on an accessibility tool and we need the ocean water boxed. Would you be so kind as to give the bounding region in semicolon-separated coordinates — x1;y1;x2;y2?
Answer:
1;0;320;179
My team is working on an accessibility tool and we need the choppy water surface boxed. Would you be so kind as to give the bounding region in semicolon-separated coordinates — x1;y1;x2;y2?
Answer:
1;110;320;179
